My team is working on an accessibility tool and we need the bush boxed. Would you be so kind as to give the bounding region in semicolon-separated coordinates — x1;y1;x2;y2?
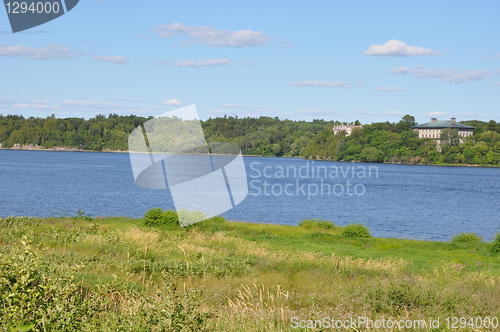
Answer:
187;215;227;231
491;233;500;254
144;208;180;228
451;232;482;243
341;223;371;238
299;219;336;230
0;237;98;331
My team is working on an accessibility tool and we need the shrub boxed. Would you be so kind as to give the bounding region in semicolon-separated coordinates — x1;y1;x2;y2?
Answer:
0;237;98;331
0;237;211;331
491;233;500;254
187;215;227;231
341;223;371;238
144;208;180;228
177;209;207;226
76;210;92;221
299;219;336;230
451;232;482;243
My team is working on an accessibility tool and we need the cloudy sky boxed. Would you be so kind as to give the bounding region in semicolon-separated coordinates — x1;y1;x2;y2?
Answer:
1;0;500;124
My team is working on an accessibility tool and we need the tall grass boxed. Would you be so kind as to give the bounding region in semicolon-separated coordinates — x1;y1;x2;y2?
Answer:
0;214;499;331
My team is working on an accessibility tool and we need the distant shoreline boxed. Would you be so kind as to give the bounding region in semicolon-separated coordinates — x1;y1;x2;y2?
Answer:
1;145;499;168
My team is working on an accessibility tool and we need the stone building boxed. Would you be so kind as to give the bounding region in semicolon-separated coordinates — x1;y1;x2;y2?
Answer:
412;118;474;140
333;123;363;136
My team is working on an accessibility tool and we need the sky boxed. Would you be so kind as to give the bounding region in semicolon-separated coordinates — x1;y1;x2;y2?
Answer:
1;0;500;125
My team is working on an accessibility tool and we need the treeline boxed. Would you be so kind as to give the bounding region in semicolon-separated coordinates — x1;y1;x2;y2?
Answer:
0;114;148;151
0;114;338;156
2;113;500;165
303;115;500;165
202;116;337;156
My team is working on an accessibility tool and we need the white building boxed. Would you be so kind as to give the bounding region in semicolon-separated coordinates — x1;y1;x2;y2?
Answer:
412;118;474;140
333;123;363;136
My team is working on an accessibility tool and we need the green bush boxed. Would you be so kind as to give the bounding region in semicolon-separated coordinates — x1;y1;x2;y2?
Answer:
341;223;371;238
0;237;210;331
144;208;180;228
299;219;336;230
177;209;207;226
187;215;227;231
491;233;500;253
0;237;98;331
144;208;219;229
451;232;482;243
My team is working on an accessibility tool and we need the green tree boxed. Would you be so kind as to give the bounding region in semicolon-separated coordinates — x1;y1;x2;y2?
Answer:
440;128;461;147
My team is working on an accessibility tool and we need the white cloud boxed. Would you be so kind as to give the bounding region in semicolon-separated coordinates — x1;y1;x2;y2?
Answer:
152;22;271;48
388;67;410;74
289;81;350;88
176;58;231;68
363;39;442;57
61;100;117;109
425;111;448;117
352;111;378;115
14;103;50;109
355;82;366;87
106;99;156;103
13;100;59;110
443;70;491;83
295;109;347;116
0;43;86;60
93;55;128;64
389;65;492;83
32;100;49;105
58;100;161;115
383;110;403;116
161;99;183;106
491;81;500;86
210;108;282;118
374;87;408;91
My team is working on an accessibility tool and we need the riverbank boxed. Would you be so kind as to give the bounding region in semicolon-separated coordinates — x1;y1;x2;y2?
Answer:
2;144;499;168
0;143;126;153
1;215;499;331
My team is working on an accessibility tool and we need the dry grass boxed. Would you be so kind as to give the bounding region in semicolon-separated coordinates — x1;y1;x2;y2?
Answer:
1;216;500;331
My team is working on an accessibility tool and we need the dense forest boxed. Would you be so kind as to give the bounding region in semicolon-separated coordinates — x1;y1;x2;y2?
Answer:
1;113;500;165
0;114;337;156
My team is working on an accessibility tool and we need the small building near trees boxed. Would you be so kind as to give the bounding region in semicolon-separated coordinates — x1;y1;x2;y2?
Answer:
333;123;363;136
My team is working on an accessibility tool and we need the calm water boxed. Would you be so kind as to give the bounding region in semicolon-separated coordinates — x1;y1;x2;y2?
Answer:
0;149;499;241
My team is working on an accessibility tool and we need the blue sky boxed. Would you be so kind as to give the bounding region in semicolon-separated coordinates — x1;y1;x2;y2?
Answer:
1;0;500;124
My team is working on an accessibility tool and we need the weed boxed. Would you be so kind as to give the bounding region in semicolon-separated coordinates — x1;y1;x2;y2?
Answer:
452;232;482;243
299;218;337;230
143;208;180;228
491;232;500;254
76;210;92;221
341;223;371;238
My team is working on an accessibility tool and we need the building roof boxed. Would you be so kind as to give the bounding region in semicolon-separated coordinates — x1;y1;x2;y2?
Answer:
413;120;474;130
334;124;362;128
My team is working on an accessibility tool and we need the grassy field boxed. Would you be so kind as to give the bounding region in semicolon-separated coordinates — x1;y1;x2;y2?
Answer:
1;214;499;331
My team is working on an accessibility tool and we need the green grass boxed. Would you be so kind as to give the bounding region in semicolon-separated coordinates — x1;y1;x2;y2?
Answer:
1;215;500;331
